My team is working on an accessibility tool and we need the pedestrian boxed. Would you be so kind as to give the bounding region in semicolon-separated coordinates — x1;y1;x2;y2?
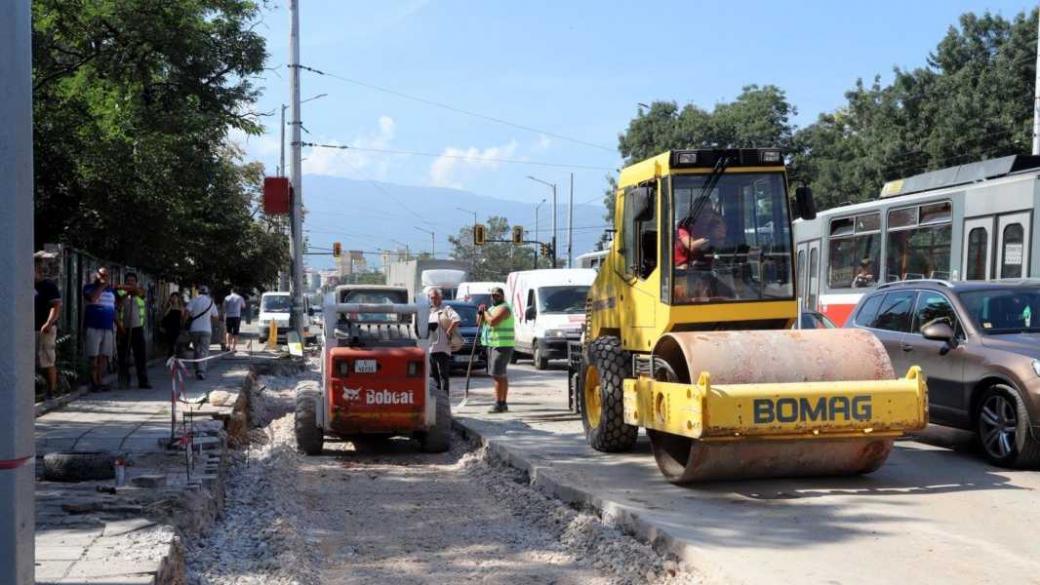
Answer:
34;252;62;399
479;286;514;413
83;266;117;392
184;285;219;380
160;291;185;358
223;288;245;352
427;288;461;397
116;273;151;389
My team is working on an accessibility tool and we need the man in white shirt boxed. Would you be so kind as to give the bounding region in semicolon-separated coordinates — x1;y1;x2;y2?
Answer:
184;285;220;379
222;289;246;351
427;288;460;397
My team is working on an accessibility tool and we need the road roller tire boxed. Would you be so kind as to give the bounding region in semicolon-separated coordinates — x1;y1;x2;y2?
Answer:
581;336;638;453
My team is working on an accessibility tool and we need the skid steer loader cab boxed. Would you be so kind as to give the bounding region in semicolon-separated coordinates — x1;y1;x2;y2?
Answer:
293;285;452;455
580;148;928;483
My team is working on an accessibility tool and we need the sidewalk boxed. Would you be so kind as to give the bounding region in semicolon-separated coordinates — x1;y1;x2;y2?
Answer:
33;349;260;585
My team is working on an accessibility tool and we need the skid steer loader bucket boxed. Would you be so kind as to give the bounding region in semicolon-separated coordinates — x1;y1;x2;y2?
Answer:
625;329;928;483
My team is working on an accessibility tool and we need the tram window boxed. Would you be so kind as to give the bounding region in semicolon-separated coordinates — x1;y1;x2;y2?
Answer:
808;248;819;308
885;203;952;282
1001;223;1025;279
920;201;952;224
966;227;988;280
797;250;805;285
886;223;952;281
827;212;881;289
888;207;917;229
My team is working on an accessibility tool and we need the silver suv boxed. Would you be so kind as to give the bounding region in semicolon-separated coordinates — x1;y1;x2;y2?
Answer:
847;279;1040;467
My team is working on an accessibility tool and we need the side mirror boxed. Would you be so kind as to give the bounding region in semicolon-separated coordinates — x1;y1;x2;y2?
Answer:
525;306;537;321
921;321;958;354
795;186;817;220
629;187;654;222
307;307;314;317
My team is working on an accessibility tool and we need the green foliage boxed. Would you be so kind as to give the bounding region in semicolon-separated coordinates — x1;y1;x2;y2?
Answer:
792;9;1037;209
32;0;286;292
448;216;550;280
618;85;796;165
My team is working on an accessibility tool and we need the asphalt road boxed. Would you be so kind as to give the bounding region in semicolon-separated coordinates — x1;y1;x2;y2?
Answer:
451;360;1040;585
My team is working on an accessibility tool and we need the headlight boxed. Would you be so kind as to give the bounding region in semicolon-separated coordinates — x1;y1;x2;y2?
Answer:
545;329;564;338
1032;359;1040;377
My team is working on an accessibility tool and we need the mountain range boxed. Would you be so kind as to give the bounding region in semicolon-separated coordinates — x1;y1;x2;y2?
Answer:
300;175;610;270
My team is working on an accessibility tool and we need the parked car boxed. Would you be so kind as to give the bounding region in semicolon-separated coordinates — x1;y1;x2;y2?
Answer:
796;310;837;329
846;279;1040;467
257;291;315;343
443;300;487;373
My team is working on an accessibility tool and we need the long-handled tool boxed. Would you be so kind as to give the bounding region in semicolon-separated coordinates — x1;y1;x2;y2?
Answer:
455;313;483;409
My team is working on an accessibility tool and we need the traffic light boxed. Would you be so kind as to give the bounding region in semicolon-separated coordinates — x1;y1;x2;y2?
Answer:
473;223;487;246
512;225;524;245
332;242;342;257
540;243;552;259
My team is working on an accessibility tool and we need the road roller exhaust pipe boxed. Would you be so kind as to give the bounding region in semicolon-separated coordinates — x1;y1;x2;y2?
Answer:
623;329;928;484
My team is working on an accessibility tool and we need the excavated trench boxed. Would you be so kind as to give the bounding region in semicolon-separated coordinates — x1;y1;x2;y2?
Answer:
184;368;702;585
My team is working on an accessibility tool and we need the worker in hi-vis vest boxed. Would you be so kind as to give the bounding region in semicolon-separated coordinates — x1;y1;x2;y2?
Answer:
479;286;514;413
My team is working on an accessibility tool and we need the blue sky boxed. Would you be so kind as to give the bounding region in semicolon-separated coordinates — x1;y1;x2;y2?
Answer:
234;0;1037;215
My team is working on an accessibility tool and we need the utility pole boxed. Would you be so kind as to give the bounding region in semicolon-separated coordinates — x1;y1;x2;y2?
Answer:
1;2;36;583
568;173;574;268
279;103;287;176
288;0;305;340
1033;7;1040;155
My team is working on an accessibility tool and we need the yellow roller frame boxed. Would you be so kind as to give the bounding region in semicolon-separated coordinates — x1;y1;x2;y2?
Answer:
623;366;928;441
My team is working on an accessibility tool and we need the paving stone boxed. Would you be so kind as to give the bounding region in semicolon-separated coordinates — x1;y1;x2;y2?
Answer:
34;559;75;581
64;558;159;579
36;545;86;561
101;518;157;537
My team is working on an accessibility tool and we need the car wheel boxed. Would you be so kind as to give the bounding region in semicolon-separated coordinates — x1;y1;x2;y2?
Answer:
533;342;549;370
976;384;1040;468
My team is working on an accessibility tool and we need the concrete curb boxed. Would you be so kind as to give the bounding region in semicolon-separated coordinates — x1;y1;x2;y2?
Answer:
452;418;735;585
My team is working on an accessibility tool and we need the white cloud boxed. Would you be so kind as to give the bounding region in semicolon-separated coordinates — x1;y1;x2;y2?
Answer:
536;134;552;151
303;115;396;179
227;127;281;165
429;140;519;189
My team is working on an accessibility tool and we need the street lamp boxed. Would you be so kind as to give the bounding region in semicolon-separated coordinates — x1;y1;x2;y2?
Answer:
528;175;557;268
414;226;435;258
455;206;478;227
279;93;328;176
534;198;546;268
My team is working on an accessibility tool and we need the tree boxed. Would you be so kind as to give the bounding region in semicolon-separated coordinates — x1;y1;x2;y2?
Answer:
448;216;550;280
792;9;1037;209
617;85;797;166
32;0;284;290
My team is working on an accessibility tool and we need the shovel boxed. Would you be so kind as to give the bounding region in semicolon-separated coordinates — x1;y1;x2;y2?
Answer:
455;313;483;409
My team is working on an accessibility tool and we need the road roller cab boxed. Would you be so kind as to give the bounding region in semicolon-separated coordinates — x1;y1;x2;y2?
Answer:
579;148;929;483
293;285;452;455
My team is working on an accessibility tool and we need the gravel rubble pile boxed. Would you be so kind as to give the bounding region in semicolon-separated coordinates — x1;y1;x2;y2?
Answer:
185;415;320;585
458;446;702;585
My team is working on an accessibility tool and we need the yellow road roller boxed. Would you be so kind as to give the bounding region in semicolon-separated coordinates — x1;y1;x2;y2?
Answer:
579;148;928;483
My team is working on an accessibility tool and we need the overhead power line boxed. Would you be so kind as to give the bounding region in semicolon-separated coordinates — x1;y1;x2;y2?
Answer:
301;142;613;172
295;64;615;153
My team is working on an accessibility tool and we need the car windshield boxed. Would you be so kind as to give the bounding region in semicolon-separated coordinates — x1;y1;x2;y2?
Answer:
448;304;479;326
261;295;291;312
959;287;1040;334
465;293;492;307
538;286;589;314
672;173;793;304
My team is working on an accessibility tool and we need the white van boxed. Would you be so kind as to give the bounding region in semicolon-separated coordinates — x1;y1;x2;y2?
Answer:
257;292;313;342
505;269;596;369
456;281;507;307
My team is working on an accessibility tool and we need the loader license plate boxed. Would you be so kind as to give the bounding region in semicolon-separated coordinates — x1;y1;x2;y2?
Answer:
354;359;378;373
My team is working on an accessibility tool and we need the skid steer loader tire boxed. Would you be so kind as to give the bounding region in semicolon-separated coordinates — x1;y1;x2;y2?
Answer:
581;336;637;452
419;387;452;453
294;383;324;456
